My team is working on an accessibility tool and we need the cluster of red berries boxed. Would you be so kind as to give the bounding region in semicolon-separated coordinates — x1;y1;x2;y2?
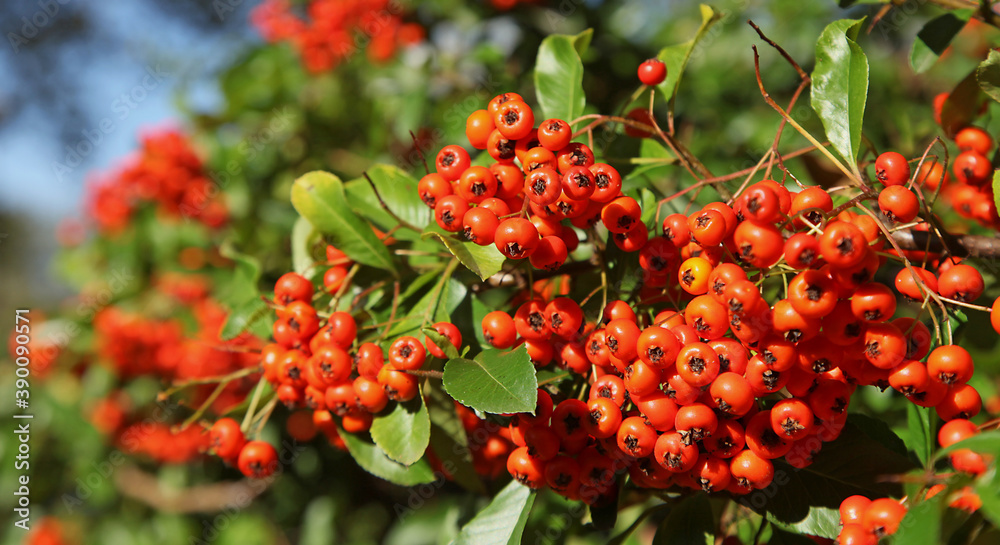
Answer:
83;273;265;466
226;246;467;477
87;129;227;234
834;418;991;543
495;297;845;499
421;93;649;270
943;126;998;228
461;76;992;499
94;296;259;412
116;421;210;465
251;0;424;73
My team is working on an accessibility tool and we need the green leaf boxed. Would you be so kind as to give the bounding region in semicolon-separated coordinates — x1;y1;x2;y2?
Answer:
811;18;869;173
425;386;485;494
291;216;320;276
345;164;431;241
423;327;461;360
370;389;431;466
443;345;538;414
449;480;535;545
534;29;593;123
338;426;437;486
220;298;274;341
652;493;714;545
993;172;1000;228
608;504;671;545
850;413;910;459
910;12;970;73
770;506;840;540
656;5;722;104
893;493;945;545
976;468;1000;527
623;139;675;193
388;268;467;337
979;49;1000;104
218;241;262;306
906;404;935;467
745;419;918;525
935;430;1000;460
291;171;397;274
422;227;506;281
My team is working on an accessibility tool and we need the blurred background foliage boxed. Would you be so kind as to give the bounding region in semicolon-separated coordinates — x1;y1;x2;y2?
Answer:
3;0;1000;543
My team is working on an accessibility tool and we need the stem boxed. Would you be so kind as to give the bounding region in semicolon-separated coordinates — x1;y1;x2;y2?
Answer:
751;45;861;184
409;130;430;175
241;376;268;432
403;369;444;379
363;172;421;232
379;280;402;343
856;203;952;343
176;380;228;431
162;366;260;397
251;396;279;438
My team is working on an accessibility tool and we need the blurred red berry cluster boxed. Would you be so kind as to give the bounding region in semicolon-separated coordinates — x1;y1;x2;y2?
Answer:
251;0;425;73
86;130;227;234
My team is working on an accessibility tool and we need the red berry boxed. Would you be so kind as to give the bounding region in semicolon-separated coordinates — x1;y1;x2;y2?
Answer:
637;59;667;86
237;441;279;479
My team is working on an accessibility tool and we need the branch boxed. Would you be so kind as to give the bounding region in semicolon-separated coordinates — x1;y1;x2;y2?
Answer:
363;172;421;232
115;464;268;514
891;229;1000;259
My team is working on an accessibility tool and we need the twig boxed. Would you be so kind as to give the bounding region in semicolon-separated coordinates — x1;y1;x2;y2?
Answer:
409;130;430;175
748;20;810;80
161;366;260;398
363;172;421;232
241;376;268;432
751;46;861;184
403;369;444;379
176;380;228;431
890;229;1000;259
114;464;269;514
379;280;402;343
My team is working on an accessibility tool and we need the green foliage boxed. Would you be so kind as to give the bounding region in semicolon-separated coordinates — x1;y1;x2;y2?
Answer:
423;226;506;281
450;480;535;545
979;49;1000;104
652;493;714;545
749;417;917;525
338;426;438;486
534;29;593;123
935;430;1000;459
656;5;722;106
893;494;946;545
370;390;431;466
911;12;970;73
443;345;538;414
345;165;430;241
291;170;397;274
291;216;321;276
811;18;869;174
905;403;936;467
